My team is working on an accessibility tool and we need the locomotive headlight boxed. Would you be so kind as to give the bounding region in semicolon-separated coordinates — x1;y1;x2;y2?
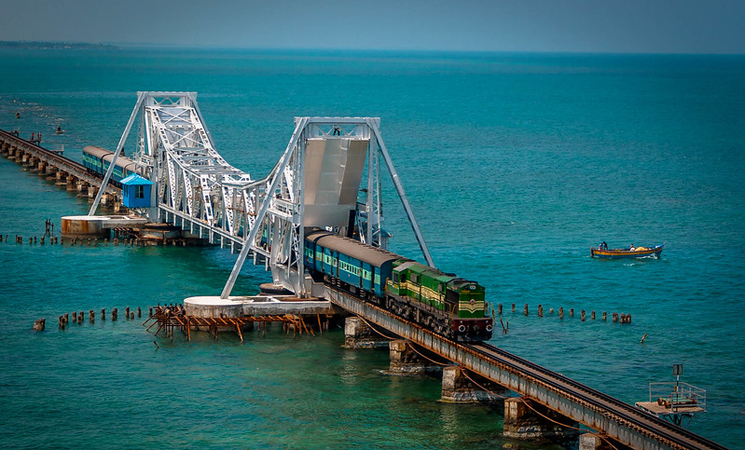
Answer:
486;325;493;332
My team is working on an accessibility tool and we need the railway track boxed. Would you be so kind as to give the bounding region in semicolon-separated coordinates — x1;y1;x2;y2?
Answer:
471;342;728;450
0;129;118;194
326;283;728;450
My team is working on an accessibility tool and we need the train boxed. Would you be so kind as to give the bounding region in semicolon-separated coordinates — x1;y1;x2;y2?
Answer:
82;145;140;186
304;229;493;342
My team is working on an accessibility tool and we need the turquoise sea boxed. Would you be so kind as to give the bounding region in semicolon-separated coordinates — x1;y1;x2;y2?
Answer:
1;48;744;449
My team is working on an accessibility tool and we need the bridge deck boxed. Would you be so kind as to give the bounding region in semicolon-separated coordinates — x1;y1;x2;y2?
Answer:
323;285;728;450
0;129;119;195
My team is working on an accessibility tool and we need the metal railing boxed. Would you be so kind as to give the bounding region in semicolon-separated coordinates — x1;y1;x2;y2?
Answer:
648;382;706;413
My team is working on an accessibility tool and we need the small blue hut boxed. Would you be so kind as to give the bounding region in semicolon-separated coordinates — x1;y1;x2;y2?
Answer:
121;173;153;208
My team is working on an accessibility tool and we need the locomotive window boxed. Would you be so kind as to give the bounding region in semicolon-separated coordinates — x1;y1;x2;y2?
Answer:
392;273;399;282
411;274;418;283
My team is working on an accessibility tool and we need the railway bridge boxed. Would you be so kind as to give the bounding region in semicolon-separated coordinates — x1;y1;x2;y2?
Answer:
1;92;726;450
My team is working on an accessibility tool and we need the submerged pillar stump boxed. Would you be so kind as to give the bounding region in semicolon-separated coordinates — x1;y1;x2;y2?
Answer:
503;397;579;441
388;340;440;375
441;365;504;403
33;318;45;331
343;316;389;349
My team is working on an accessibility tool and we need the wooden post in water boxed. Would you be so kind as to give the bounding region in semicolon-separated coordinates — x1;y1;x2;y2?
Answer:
581;310;586;322
559;307;564;319
33;318;45;331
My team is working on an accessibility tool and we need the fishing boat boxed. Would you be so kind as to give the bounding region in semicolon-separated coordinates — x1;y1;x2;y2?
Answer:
591;243;664;259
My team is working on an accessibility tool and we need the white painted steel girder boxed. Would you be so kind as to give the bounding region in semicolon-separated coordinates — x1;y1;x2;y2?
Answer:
220;116;436;299
93;92;434;301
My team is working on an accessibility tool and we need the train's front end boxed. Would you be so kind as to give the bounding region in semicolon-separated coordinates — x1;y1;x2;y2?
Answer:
449;280;493;342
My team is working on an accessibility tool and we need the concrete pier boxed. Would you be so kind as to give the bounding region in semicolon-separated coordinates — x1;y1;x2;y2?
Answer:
579;433;612;450
60;215;148;238
343;316;390;349
184;295;335;318
387;339;441;375
503;397;579;441
441;365;504;403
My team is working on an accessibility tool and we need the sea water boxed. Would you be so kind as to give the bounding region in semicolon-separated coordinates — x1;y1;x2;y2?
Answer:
0;48;744;449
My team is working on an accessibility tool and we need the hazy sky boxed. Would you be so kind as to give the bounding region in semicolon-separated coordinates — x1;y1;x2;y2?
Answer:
1;0;743;53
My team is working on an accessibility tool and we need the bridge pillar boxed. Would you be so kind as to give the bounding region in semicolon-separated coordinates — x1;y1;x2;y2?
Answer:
66;175;78;191
37;160;46;174
441;365;505;403
101;193;114;205
45;165;58;182
76;180;89;196
388;340;441;375
60;216;110;238
503;397;579;442
55;171;67;185
343;316;390;349
8;146;19;160
579;433;612;450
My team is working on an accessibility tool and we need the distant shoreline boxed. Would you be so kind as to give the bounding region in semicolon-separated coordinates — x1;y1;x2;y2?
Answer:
0;41;119;50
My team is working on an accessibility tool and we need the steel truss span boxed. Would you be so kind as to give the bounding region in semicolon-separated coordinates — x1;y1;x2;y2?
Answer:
90;92;434;298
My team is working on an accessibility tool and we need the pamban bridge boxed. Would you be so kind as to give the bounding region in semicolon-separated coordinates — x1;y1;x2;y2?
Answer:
0;92;723;450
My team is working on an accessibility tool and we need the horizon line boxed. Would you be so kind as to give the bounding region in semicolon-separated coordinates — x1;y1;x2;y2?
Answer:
2;40;744;56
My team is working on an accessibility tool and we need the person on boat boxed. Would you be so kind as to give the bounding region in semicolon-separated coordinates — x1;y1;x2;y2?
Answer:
629;244;635;251
600;241;608;249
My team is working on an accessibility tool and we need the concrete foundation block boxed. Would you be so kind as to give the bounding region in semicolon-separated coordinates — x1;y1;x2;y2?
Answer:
441;365;504;403
388;340;441;375
503;397;579;441
343;316;389;349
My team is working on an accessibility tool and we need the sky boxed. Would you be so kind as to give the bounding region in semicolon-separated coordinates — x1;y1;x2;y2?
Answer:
0;0;743;54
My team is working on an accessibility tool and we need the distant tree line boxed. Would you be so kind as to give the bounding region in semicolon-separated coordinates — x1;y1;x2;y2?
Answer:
0;41;118;50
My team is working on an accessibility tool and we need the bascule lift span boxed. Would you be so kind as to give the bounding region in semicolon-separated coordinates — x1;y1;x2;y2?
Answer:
88;91;435;298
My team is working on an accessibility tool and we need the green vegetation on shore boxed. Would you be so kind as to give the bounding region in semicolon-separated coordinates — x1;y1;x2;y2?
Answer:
0;41;118;50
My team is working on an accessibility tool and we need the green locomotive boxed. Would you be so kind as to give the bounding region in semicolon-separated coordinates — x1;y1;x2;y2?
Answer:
304;229;493;342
